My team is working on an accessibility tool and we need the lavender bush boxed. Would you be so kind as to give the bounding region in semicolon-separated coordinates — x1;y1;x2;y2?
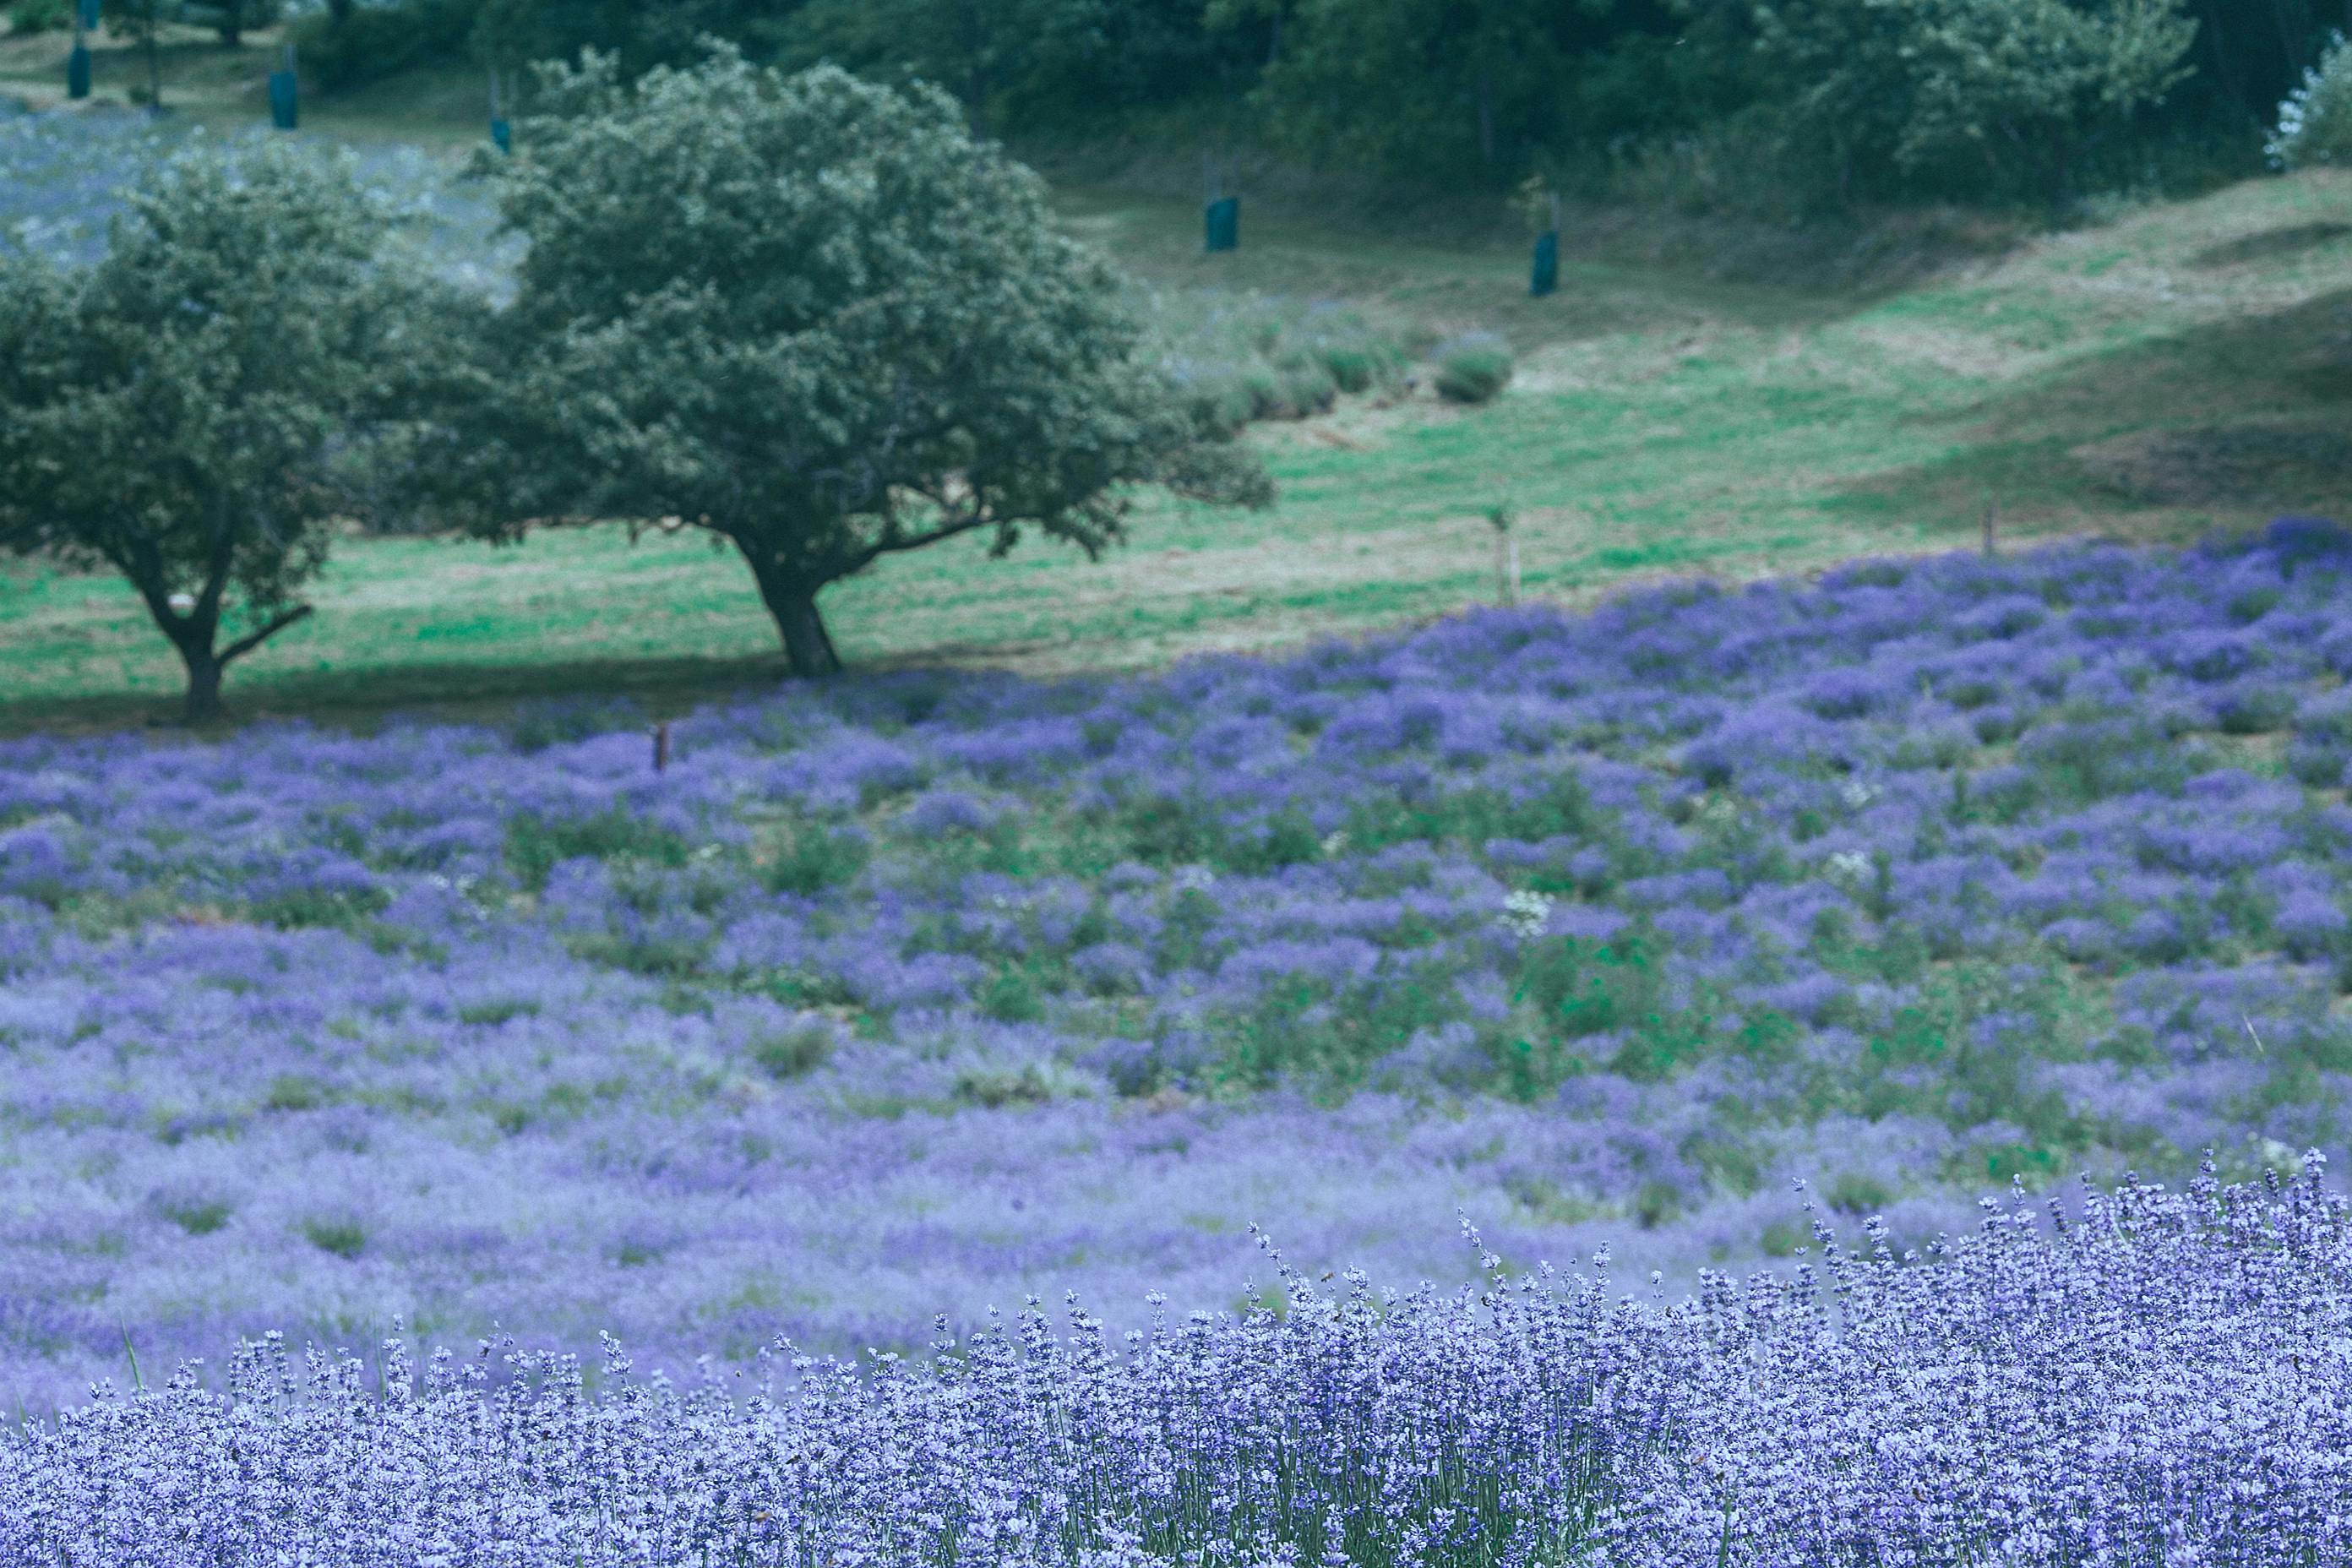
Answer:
8;522;2352;1425
3;1162;2345;1564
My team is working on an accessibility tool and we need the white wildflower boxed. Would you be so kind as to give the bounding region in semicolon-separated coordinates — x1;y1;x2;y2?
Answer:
1500;889;1554;939
1826;849;1874;887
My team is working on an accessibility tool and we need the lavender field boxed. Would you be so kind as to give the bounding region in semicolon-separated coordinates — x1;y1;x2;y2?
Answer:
10;1166;2348;1564
9;524;2352;1554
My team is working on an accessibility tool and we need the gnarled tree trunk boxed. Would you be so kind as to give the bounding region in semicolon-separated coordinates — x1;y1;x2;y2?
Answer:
154;609;229;724
140;588;313;725
178;646;226;724
738;545;843;678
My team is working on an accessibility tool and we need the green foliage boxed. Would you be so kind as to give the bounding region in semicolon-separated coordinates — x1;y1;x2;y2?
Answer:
300;1217;368;1259
1214;958;1465;1091
1505;931;1676;1087
1432;333;1514;405
457;999;540;1026
263;1075;324;1112
1348;775;1595;855
292;0;477;90
445;50;1271;678
473;0;795;75
1748;0;2198;202
747;1021;836;1080
159;1199;232;1236
97;0;159;41
0;142;460;722
1215;0;1688;180
980;965;1049;1022
504;809;694;892
951;1062;1059;1107
759;823;872;897
6;0;69;35
565;927;712;978
182;0;2287;204
1825;1170;1895;1215
2270;31;2352;170
177;0;280;46
777;0;1130;129
249;885;393;932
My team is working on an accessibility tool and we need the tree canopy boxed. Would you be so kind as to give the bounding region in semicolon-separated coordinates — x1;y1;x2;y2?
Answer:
0;140;451;721
1749;0;2198;201
449;50;1271;677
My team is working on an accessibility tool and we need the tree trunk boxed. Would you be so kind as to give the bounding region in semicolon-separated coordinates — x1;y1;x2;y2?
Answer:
770;585;841;678
739;549;842;678
177;643;225;724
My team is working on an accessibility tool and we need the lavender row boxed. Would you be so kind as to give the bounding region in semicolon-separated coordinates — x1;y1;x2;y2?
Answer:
7;1163;2344;1566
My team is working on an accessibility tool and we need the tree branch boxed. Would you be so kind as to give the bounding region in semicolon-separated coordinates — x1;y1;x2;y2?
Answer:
841;508;995;575
217;603;315;667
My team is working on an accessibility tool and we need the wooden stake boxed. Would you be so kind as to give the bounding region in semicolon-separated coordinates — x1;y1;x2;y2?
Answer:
652;721;671;774
1982;498;1999;557
1489;504;1518;607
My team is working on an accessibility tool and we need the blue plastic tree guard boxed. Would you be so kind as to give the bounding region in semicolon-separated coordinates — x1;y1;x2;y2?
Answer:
66;43;90;100
268;69;297;130
76;0;98;28
1531;230;1559;297
490;117;511;153
1205;195;1239;253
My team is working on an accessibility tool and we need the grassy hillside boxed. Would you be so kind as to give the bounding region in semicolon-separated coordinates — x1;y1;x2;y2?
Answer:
3;46;2350;731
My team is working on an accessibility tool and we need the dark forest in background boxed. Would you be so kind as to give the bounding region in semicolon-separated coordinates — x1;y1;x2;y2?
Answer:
281;0;2352;207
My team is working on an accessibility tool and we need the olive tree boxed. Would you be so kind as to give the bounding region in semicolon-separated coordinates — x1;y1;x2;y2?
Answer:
0;141;447;722
453;50;1271;678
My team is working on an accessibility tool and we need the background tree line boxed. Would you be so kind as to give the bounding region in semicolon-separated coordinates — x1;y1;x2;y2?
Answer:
275;0;2352;204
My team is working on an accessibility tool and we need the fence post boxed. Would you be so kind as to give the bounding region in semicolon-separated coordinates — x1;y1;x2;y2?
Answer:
1531;191;1560;297
67;0;91;100
1204;152;1239;253
490;68;511;153
1489;504;1518;607
268;42;298;130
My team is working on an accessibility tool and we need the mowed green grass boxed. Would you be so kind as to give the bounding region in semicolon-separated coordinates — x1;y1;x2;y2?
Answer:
4;58;2352;728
